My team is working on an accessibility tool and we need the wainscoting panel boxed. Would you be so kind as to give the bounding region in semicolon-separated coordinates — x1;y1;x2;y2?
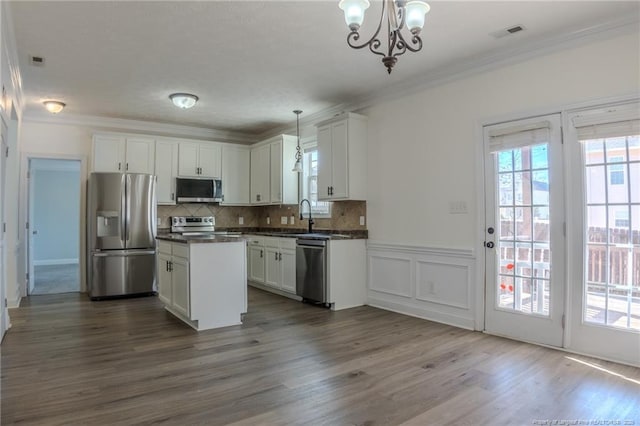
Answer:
367;242;476;330
368;254;412;298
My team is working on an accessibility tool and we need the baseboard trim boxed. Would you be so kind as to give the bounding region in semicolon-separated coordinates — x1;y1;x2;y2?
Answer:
7;283;21;308
34;258;79;266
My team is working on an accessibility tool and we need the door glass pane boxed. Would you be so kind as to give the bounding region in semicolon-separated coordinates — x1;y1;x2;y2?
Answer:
495;144;551;317
582;134;640;331
585;139;604;165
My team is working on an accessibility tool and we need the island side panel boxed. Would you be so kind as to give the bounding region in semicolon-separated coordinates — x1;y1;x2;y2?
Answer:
189;241;246;330
327;239;367;310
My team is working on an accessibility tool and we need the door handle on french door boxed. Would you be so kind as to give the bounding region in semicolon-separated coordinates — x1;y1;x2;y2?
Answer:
485;241;495;248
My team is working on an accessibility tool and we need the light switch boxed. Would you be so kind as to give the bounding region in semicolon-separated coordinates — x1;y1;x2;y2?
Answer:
281;216;288;225
266;217;271;225
290;215;295;225
238;216;244;225
359;216;365;226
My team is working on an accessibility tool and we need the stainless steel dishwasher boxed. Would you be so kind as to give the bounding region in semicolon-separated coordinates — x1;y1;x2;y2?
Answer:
296;238;327;304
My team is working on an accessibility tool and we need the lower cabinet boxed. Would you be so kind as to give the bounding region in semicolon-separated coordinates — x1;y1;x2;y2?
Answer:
157;239;246;330
157;241;190;318
246;236;296;296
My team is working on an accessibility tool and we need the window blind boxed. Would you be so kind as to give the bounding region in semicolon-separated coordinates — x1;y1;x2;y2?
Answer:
488;121;551;153
572;103;640;140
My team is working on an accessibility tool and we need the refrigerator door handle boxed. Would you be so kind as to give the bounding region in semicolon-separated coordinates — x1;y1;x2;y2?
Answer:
120;176;127;244
125;174;131;243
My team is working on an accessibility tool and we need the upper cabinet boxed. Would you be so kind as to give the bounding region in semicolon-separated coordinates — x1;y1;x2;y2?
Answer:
316;113;367;201
178;141;221;178
250;144;270;205
250;135;298;205
155;139;179;205
92;134;155;174
221;145;250;205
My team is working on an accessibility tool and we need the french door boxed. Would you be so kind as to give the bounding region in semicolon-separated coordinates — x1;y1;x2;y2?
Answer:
566;103;640;366
484;114;565;347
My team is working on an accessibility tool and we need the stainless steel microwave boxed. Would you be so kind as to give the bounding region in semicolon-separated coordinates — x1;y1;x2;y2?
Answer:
175;178;223;203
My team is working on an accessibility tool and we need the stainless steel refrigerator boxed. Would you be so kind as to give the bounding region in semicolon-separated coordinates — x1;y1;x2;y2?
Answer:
87;172;157;299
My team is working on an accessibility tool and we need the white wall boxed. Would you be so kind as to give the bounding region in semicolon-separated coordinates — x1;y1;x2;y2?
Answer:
31;161;81;264
364;32;640;248
363;31;640;330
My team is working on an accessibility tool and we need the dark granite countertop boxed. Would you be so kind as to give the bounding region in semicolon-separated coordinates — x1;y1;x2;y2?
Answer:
156;228;368;242
156;233;247;244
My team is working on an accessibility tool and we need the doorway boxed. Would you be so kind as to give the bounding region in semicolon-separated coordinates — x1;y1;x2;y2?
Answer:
28;158;82;295
483;114;565;347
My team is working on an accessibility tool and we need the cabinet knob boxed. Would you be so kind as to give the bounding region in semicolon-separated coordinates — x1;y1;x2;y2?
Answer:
278;252;282;261
171;193;174;201
126;163;129;171
260;249;263;258
275;252;278;261
118;162;122;171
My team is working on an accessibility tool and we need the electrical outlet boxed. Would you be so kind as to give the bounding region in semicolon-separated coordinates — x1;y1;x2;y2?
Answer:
281;216;288;225
359;216;365;226
158;217;162;226
266;217;271;225
289;215;295;225
449;201;468;214
238;216;244;225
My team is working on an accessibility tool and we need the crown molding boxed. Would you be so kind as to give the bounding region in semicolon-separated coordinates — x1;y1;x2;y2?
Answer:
266;14;640;136
22;112;259;144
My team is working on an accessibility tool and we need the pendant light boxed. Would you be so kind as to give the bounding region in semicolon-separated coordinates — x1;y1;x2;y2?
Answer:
292;110;303;173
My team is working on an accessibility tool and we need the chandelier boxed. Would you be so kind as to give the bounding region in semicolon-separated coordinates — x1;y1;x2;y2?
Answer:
338;0;430;74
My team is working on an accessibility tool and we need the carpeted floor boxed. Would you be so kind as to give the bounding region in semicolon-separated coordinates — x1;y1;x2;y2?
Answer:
32;264;80;295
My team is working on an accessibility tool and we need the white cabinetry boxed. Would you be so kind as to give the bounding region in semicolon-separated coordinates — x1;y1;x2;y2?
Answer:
247;236;266;283
93;134;155;174
157;241;190;317
248;236;296;295
221;145;250;205
178;141;222;178
250;145;270;204
316;113;367;201
157;239;246;330
155;139;179;204
250;135;298;205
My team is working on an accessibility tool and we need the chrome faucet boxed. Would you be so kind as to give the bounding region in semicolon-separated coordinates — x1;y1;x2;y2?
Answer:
299;198;314;233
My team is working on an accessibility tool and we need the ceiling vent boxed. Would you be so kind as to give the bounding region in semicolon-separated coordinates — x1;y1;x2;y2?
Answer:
490;25;526;39
30;56;45;67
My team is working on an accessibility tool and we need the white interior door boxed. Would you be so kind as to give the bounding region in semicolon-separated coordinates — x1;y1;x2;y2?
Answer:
1;122;7;339
27;160;35;295
484;114;565;347
566;103;640;366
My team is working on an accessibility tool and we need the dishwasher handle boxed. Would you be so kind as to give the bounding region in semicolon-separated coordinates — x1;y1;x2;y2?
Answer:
296;239;326;247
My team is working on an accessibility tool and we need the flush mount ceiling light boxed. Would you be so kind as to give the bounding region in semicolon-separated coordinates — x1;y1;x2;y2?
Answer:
292;110;303;173
169;93;199;109
339;0;430;74
43;100;65;114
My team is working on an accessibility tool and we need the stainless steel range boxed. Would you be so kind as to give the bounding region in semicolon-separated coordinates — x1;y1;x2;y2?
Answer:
171;216;216;235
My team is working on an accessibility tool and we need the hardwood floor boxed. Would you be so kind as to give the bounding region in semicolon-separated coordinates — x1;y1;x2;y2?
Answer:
2;288;639;425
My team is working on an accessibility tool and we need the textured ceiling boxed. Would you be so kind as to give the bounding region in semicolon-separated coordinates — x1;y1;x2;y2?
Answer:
9;1;640;137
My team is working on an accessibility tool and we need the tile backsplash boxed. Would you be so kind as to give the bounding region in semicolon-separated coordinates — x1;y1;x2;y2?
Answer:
157;201;366;231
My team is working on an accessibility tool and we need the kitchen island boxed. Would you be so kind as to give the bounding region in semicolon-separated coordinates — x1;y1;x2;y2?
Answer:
156;234;247;331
